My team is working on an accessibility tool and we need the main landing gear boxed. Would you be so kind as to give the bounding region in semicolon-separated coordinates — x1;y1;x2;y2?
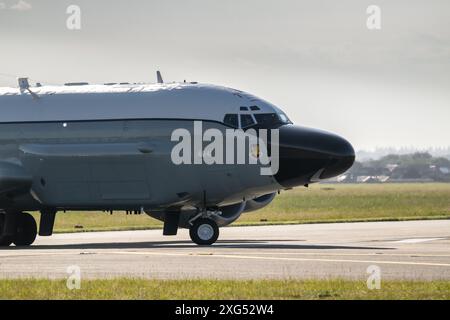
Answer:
0;212;38;247
189;217;220;246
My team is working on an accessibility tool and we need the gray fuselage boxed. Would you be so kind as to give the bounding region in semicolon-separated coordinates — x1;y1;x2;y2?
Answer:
0;83;288;214
0;119;280;211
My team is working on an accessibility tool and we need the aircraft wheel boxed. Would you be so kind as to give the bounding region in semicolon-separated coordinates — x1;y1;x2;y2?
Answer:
189;218;219;245
0;214;13;247
13;212;37;247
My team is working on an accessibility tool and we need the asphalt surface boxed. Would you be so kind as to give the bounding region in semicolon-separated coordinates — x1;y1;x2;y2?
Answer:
0;220;449;280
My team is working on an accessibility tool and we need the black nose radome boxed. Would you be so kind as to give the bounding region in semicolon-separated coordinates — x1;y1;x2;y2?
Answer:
274;125;355;188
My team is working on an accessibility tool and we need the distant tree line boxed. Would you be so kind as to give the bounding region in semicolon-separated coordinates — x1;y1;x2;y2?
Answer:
357;147;450;162
346;153;450;182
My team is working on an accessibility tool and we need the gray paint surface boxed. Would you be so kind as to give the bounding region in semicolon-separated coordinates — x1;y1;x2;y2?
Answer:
0;119;279;211
0;84;283;215
0;83;282;123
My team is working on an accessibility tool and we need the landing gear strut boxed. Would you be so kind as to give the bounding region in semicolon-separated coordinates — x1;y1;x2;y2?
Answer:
0;212;37;247
189;218;219;246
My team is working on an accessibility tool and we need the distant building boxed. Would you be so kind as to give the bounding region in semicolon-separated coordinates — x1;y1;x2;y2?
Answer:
357;176;378;183
337;175;351;183
388;178;435;183
355;175;390;183
439;167;449;174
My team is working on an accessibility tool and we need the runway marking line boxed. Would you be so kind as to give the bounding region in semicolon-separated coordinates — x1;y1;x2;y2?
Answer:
392;238;446;244
211;252;450;258
106;251;450;268
1;250;450;260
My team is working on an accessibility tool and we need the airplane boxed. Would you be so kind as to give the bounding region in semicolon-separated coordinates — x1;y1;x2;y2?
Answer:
0;72;355;247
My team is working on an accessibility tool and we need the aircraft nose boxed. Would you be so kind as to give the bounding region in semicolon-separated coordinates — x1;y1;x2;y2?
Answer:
274;125;355;188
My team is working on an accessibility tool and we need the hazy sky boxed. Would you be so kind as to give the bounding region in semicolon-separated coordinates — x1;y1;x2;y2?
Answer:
1;0;449;150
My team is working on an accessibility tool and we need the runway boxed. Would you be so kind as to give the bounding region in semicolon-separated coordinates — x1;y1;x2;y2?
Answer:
1;220;449;280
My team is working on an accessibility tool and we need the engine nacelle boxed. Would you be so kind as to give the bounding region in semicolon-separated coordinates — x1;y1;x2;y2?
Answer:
145;193;276;229
243;193;276;213
213;202;246;227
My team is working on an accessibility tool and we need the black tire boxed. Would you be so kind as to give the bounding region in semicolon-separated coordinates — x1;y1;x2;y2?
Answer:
0;214;13;247
13;212;37;246
189;218;219;246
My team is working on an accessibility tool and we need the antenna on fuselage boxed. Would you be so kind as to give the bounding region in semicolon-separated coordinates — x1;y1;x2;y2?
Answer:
18;77;39;100
156;71;164;84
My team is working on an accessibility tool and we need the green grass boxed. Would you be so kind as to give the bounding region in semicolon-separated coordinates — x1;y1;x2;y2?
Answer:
29;183;450;233
244;183;450;224
0;279;449;300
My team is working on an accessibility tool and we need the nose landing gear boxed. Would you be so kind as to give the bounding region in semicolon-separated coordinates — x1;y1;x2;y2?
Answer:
189;218;220;246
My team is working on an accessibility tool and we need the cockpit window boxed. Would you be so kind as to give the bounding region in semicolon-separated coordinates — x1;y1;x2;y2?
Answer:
240;106;249;111
225;111;290;129
254;113;290;127
250;105;260;111
240;114;256;128
223;114;239;128
278;112;291;123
